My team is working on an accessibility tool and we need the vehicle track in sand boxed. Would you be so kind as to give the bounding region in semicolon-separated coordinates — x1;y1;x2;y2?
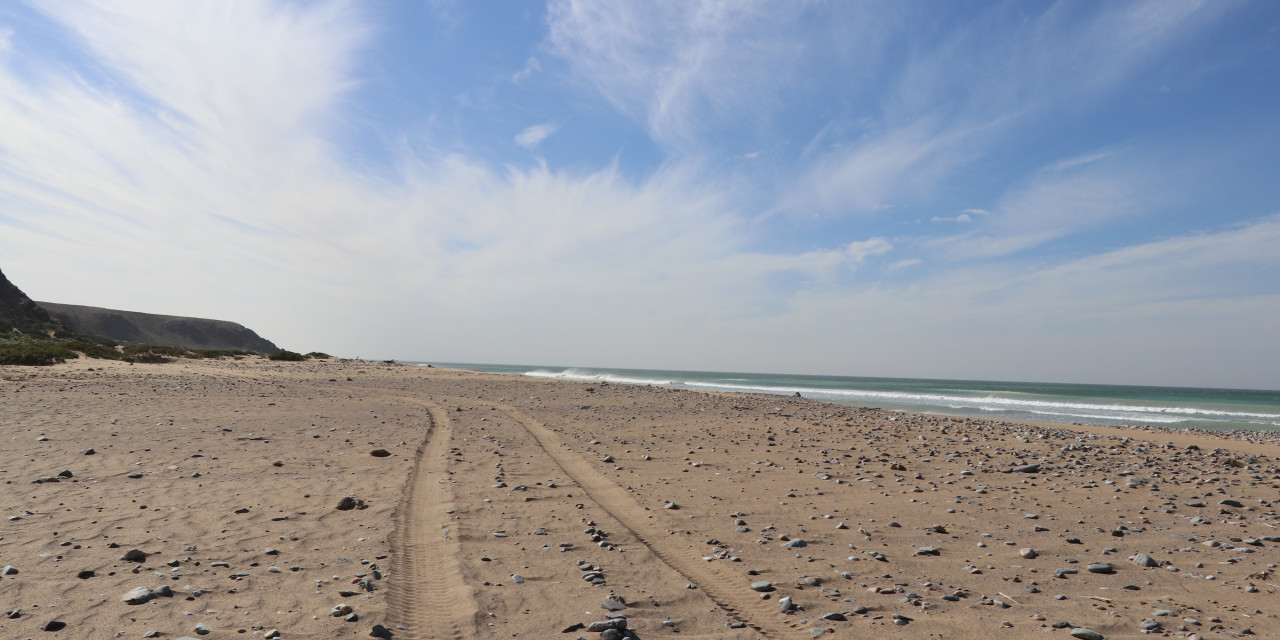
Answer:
472;398;805;639
387;399;479;640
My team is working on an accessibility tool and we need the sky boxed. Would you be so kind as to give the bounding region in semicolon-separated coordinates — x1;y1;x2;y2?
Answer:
1;1;1279;389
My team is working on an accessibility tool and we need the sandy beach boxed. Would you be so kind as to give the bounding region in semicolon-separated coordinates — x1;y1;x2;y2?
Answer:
2;357;1277;639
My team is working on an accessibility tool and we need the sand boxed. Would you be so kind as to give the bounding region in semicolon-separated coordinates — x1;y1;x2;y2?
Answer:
2;357;1277;639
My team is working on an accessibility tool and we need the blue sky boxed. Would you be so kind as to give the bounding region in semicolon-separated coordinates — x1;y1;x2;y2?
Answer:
1;1;1278;388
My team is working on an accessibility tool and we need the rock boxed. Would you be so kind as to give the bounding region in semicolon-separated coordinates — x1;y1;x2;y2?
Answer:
1020;548;1037;559
122;586;154;604
821;612;847;621
586;619;627;632
1;565;17;575
1070;629;1105;640
370;624;394;638
1131;553;1158;567
750;581;774;592
779;596;797;613
1011;464;1041;473
264;630;280;639
57;469;73;478
82;448;95;455
77;569;95;579
370;449;391;457
194;623;212;635
664;502;679;510
42;620;66;632
121;548;147;562
331;604;353;617
602;600;626;611
782;538;807;548
1219;499;1245;508
336;494;367;510
6;609;19;619
916;546;940;556
154;585;174;597
1086;563;1115;574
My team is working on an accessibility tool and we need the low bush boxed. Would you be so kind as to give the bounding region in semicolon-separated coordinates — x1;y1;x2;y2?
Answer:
269;350;306;361
0;343;79;365
193;349;256;359
82;344;123;360
305;351;331;359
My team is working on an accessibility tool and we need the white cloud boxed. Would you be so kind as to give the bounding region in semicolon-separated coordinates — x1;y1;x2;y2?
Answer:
514;121;559;149
546;0;809;152
512;56;540;82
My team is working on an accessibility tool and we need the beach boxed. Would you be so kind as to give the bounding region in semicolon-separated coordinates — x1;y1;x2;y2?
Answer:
2;357;1278;639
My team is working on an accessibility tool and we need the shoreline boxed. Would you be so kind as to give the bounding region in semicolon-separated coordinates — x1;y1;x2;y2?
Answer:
437;362;1280;453
3;357;1277;639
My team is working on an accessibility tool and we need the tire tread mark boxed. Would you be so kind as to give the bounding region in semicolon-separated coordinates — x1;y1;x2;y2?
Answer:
478;399;804;639
387;400;479;640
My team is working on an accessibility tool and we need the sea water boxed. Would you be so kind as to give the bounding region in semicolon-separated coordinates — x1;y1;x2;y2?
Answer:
418;362;1280;432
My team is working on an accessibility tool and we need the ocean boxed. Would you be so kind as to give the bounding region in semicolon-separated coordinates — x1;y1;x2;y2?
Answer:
417;363;1280;432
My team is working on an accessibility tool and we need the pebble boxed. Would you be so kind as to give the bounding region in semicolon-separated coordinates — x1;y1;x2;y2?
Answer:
1019;548;1037;559
1086;563;1114;574
1069;629;1104;640
1131;553;1158;567
121;586;154;605
750;581;774;592
194;623;212;635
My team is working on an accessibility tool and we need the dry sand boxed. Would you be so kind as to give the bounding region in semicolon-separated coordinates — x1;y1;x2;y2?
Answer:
2;357;1277;639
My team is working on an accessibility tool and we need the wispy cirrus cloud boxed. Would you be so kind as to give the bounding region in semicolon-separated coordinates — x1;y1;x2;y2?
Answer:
546;0;810;153
515;121;559;149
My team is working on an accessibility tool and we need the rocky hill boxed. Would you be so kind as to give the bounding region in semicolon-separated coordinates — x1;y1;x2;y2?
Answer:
0;267;66;338
38;302;280;353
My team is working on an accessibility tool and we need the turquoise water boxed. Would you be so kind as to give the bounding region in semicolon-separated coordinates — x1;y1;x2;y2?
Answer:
418;362;1280;432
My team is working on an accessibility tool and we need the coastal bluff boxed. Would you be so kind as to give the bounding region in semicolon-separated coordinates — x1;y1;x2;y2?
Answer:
37;301;279;353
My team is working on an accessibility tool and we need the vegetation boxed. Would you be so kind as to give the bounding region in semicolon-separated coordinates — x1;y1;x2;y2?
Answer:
193;349;257;359
1;334;329;367
0;343;79;365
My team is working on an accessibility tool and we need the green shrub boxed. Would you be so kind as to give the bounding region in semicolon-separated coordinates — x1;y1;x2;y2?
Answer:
269;350;306;361
122;344;191;359
127;351;168;363
305;351;331;359
0;343;79;365
82;344;123;360
193;349;256;359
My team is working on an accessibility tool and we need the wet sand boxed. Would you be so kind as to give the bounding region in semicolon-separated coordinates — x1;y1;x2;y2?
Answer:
2;357;1277;639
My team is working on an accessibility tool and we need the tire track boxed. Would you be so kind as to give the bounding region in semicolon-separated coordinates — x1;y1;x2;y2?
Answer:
387;399;479;640
476;399;803;639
